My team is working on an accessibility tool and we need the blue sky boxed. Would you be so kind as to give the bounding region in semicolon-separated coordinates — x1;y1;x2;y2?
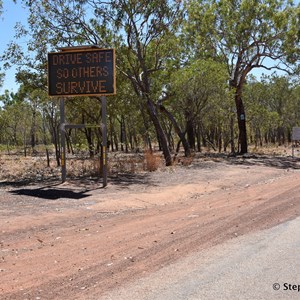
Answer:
0;0;28;94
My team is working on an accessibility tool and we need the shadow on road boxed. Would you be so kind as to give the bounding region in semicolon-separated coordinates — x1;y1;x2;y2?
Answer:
3;154;299;195
9;186;90;200
5;173;155;200
226;154;300;170
185;153;300;171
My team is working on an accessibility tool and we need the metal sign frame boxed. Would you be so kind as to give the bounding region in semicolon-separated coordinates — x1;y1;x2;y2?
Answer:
49;46;112;187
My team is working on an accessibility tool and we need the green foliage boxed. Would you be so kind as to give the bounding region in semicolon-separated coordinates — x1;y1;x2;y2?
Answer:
170;59;229;109
244;73;300;145
0;0;300;158
185;0;300;77
184;0;300;152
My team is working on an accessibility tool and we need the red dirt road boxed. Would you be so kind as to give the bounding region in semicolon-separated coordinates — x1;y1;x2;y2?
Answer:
1;156;300;299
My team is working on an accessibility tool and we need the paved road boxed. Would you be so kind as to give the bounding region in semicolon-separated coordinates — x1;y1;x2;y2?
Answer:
101;217;300;300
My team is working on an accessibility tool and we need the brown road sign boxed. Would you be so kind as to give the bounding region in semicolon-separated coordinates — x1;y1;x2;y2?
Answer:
48;48;116;97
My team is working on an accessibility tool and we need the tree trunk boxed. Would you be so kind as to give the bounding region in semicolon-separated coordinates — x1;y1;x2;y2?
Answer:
109;118;114;152
159;104;191;157
196;124;201;152
235;91;248;154
46;104;60;167
147;99;172;166
54;126;60;167
120;115;128;153
133;128;138;150
23;127;27;157
218;126;222;153
114;131;119;151
185;111;195;151
161;116;173;151
230;116;235;153
30;112;36;150
140;104;153;152
46;148;50;167
66;129;74;155
84;127;94;157
42;111;50;167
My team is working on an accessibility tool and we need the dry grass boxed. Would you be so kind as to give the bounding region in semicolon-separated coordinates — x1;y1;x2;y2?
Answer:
143;150;162;172
0;154;61;182
1;145;298;183
173;155;194;166
248;144;293;156
0;150;165;182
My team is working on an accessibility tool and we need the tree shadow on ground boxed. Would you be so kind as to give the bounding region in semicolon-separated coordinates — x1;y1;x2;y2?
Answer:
108;173;157;188
5;173;155;200
202;153;300;170
0;177;60;188
1;172;154;188
63;173;155;188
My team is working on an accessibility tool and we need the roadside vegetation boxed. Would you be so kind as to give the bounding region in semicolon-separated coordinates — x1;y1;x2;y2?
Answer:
0;0;299;171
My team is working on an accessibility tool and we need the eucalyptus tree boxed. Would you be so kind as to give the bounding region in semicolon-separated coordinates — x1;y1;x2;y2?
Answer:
169;59;230;151
290;84;300;127
243;77;278;146
185;0;300;153
244;73;300;146
0;89;32;153
5;0;183;166
107;75;148;152
264;75;294;144
12;69;61;164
